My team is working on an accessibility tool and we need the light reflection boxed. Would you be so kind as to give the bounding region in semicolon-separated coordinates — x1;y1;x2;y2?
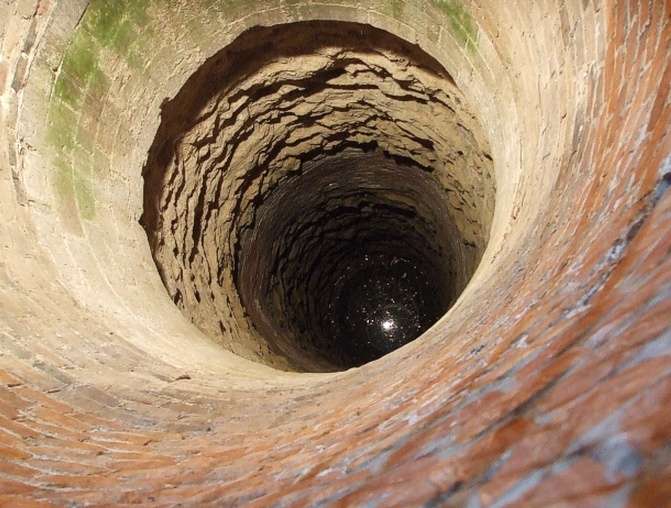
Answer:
381;319;396;332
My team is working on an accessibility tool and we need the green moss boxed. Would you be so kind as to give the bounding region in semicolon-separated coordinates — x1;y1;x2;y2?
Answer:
53;75;78;106
432;0;478;51
389;0;404;19
47;102;77;151
90;68;109;98
114;19;135;51
55;32;98;105
63;35;97;80
53;157;96;221
84;0;151;51
53;158;73;203
84;1;122;46
82;0;153;68
127;0;151;25
48;0;156;220
74;171;96;220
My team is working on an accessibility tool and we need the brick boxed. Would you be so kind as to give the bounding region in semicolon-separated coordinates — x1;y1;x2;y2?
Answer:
0;0;668;505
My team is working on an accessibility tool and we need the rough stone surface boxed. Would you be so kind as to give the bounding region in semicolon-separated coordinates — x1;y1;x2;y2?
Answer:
0;0;669;506
237;150;467;371
142;21;494;371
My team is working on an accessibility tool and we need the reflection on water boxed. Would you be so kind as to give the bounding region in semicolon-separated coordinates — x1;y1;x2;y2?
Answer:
329;251;448;366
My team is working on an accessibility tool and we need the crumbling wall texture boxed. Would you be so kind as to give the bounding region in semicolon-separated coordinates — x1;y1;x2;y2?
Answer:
0;0;670;506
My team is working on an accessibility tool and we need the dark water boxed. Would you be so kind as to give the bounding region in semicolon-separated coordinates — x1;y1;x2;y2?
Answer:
330;251;447;367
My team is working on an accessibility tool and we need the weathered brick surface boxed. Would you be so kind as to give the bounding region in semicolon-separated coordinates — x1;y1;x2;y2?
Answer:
0;0;669;506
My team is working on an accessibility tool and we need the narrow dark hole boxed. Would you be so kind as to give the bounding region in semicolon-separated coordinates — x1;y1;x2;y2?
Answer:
239;151;460;370
332;251;448;366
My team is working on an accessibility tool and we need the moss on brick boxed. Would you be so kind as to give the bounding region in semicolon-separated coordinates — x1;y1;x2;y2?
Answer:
432;0;477;51
84;0;151;53
47;102;77;152
53;158;73;204
74;172;96;220
48;0;156;222
53;157;96;221
54;32;100;106
389;0;404;20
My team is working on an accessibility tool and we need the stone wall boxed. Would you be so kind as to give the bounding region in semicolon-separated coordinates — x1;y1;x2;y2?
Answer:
0;0;669;505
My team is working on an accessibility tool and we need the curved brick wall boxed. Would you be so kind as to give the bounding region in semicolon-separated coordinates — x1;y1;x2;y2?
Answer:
0;1;670;506
141;21;495;372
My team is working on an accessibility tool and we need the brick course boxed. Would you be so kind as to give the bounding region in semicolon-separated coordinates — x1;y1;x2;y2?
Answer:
0;0;669;505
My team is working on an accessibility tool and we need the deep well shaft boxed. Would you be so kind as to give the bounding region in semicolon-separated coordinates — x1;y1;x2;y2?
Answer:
0;1;670;505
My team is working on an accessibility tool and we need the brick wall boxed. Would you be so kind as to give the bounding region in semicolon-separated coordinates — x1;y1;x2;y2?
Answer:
0;0;669;505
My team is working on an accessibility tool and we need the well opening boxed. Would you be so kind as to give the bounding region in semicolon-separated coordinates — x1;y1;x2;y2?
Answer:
141;20;495;372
